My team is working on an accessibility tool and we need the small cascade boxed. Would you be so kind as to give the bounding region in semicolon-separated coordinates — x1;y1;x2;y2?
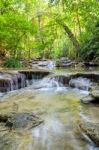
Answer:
0;71;50;92
31;75;94;92
32;74;66;91
19;73;26;89
69;77;93;91
40;77;61;88
51;75;70;86
37;60;55;69
47;61;55;69
0;71;98;93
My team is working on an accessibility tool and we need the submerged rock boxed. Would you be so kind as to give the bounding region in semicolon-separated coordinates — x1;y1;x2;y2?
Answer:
79;120;99;146
0;112;43;129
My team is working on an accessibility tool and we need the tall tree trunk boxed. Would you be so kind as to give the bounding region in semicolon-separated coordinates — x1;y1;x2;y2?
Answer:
76;11;82;39
57;20;81;51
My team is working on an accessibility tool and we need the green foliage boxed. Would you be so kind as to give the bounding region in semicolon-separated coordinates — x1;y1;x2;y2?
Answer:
80;25;99;61
0;0;99;64
0;0;37;59
4;57;22;68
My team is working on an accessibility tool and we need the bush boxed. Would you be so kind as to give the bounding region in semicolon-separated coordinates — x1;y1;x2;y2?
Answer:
4;57;22;68
80;26;99;61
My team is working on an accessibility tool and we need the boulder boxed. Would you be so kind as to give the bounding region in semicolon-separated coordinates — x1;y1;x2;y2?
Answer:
69;77;92;90
91;90;99;100
80;95;95;104
79;120;99;146
71;72;99;83
0;70;50;92
81;89;99;104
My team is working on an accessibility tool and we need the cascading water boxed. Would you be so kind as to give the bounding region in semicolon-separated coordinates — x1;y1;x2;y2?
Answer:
31;74;66;92
47;61;55;69
0;71;50;92
39;77;60;88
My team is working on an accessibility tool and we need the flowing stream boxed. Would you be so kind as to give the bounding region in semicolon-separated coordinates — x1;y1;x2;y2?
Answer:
0;74;99;150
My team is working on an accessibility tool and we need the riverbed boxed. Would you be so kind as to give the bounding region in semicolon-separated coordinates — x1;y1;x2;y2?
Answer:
0;67;99;150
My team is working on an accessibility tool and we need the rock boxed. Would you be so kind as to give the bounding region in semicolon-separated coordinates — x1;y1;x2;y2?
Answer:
81;89;99;104
56;58;77;67
80;95;95;104
71;72;99;82
69;77;92;90
19;70;50;80
0;73;26;92
79;120;99;146
0;70;50;92
84;62;99;67
91;90;99;100
0;114;9;122
0;112;43;129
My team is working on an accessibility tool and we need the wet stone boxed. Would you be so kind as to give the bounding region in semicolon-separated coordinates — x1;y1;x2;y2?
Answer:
91;90;99;100
69;77;92;90
79;120;99;146
0;70;50;92
80;95;95;104
81;89;99;104
0;112;43;129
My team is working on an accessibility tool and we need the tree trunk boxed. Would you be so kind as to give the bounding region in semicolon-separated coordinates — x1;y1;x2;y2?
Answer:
63;23;80;51
58;21;81;51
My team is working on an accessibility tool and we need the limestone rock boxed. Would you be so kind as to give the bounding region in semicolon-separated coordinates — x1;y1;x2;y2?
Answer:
79;120;99;146
91;90;99;100
0;112;43;129
80;95;95;104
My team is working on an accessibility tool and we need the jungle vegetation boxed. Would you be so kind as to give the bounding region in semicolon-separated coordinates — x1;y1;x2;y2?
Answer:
0;0;99;66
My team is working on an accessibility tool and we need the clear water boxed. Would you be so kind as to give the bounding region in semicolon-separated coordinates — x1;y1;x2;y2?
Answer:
0;74;99;150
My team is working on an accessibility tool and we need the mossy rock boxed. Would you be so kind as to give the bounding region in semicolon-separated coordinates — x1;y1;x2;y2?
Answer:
79;120;99;146
80;95;95;104
91;90;99;100
0;112;44;129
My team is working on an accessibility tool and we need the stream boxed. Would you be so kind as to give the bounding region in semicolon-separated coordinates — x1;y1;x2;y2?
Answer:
0;68;99;150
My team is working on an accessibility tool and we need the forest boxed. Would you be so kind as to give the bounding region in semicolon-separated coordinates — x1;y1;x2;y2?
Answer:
0;0;99;67
0;1;99;150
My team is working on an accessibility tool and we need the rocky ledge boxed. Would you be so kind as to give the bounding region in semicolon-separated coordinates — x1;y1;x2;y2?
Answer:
0;70;50;92
0;70;99;93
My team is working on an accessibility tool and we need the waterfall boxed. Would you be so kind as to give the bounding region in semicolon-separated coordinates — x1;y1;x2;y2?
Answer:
31;74;66;91
0;71;50;93
0;71;97;93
